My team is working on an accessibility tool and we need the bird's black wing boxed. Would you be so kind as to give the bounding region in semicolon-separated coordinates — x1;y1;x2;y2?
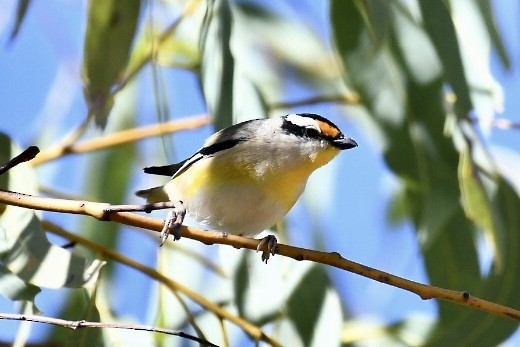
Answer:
143;159;188;176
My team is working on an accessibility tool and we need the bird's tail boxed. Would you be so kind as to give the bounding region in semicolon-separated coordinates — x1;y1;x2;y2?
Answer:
135;186;169;204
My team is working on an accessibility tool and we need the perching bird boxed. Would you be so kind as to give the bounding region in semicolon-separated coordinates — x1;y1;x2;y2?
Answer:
136;113;357;261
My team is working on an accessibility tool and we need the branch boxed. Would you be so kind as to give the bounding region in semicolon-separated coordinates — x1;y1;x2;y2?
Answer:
492;118;520;130
268;94;360;111
0;313;217;347
0;146;39;175
1;190;520;323
31;115;211;165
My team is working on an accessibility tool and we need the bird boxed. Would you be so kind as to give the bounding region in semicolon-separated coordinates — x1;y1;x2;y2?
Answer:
136;113;357;261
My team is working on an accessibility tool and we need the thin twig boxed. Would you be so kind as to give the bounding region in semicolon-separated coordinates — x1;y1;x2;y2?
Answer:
32;115;211;165
268;94;361;111
492;118;520;130
0;313;217;346
0;146;39;175
41;219;281;347
1;190;520;323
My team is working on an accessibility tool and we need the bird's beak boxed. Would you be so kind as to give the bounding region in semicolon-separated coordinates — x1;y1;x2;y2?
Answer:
333;136;358;150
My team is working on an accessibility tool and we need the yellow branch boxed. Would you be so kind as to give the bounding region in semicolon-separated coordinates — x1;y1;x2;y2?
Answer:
32;115;211;165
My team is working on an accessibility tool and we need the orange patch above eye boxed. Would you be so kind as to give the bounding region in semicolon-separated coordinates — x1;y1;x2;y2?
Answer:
317;120;340;138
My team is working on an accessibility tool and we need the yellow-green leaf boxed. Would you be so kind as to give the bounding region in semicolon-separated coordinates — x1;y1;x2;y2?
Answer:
82;0;140;127
458;148;500;267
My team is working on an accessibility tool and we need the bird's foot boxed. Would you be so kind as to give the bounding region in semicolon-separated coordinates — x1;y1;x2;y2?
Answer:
256;235;278;263
160;200;186;246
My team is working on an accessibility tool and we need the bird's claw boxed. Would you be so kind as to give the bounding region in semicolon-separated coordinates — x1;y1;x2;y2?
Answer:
256;235;278;263
159;201;186;246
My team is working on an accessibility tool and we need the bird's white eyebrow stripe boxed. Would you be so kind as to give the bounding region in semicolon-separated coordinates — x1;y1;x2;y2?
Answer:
285;114;320;130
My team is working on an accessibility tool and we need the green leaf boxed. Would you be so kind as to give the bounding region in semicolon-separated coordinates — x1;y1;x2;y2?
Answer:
332;4;518;343
418;0;473;116
82;0;141;127
234;252;342;346
231;2;347;107
0;257;40;303
426;179;520;346
234;252;316;324
49;289;103;346
198;0;235;130
287;266;342;346
476;0;510;69
0;211;104;289
458;148;500;266
68;271;103;347
390;2;443;84
448;0;503;131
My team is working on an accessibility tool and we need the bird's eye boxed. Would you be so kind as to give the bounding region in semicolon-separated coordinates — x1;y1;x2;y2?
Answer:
305;127;320;138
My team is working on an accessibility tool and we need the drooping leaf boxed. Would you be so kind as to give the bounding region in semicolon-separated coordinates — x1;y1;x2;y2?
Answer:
458;148;500;266
82;0;141;127
418;0;473;117
449;0;503;131
390;2;443;84
198;0;235;129
426;179;520;346
67;264;103;347
331;3;519;345
287;266;342;346
0;254;40;303
233;251;342;346
0;211;104;289
234;251;315;325
476;0;510;69
8;0;32;42
231;2;347;108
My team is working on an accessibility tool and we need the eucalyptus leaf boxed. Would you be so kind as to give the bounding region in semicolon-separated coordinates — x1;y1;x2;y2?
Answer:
0;210;105;289
231;2;347;107
0;256;40;302
67;266;103;347
426;179;520;346
8;0;32;42
234;250;316;325
450;0;502;131
330;3;518;345
390;2;442;84
418;0;473;116
475;0;510;69
199;0;235;130
287;266;341;346
82;0;141;127
458;148;500;267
